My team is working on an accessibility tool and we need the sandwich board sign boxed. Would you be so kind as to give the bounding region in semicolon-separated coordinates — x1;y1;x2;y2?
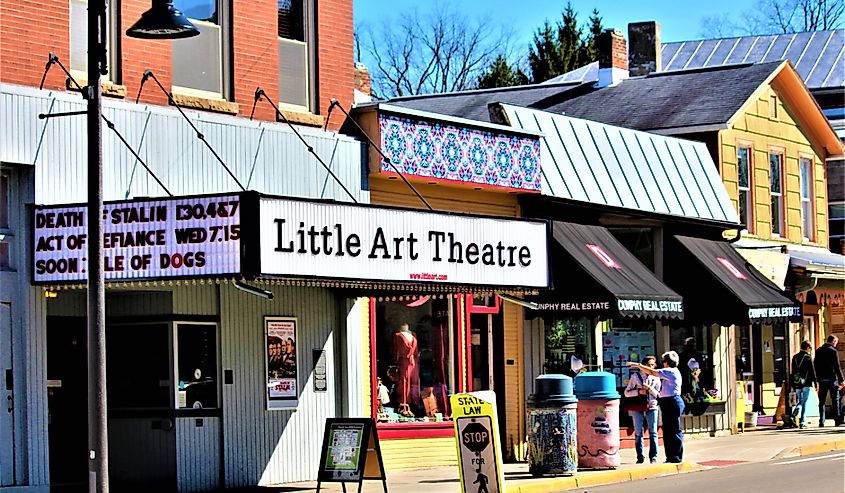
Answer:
450;391;505;493
316;418;387;493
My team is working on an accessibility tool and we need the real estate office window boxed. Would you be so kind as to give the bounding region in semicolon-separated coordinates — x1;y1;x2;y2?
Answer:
737;146;753;233
799;157;814;241
172;0;229;98
769;152;784;236
278;0;313;111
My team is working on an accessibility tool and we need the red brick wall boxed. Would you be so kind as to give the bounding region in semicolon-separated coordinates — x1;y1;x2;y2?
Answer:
0;0;353;129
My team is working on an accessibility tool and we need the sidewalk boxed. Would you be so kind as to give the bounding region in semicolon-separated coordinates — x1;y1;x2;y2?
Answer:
272;425;845;493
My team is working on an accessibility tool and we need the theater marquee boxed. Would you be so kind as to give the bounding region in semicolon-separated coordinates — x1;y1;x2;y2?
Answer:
259;197;549;288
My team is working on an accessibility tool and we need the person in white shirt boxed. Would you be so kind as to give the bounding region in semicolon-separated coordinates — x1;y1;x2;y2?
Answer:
624;355;661;464
628;351;685;463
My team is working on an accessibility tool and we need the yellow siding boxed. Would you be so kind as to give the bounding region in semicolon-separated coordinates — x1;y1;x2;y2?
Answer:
369;177;519;217
723;85;829;247
380;437;457;471
502;301;525;461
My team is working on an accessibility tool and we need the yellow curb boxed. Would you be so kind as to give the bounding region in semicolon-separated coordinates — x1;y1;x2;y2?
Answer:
796;440;845;457
504;463;703;493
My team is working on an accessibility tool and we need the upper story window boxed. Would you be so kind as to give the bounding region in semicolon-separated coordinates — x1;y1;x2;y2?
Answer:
737;146;753;233
769;95;779;120
769;152;784;236
69;0;117;81
799;157;814;241
278;0;313;111
172;0;228;98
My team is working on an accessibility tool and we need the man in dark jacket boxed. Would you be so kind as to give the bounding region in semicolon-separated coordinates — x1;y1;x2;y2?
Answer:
814;335;845;427
790;340;817;428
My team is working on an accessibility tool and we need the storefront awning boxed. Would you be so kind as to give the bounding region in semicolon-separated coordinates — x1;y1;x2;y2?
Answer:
667;236;800;325
528;222;684;320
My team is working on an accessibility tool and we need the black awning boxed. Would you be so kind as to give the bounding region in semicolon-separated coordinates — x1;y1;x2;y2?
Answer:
528;222;684;320
666;236;801;325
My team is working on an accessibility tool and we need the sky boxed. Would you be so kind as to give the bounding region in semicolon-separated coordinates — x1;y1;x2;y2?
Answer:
354;0;759;49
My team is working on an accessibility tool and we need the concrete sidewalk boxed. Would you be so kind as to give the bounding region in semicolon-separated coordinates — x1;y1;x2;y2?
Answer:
272;425;845;493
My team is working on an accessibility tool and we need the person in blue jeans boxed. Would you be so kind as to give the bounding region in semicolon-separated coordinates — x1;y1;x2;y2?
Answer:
790;340;817;428
624;355;661;463
628;351;685;463
814;335;845;427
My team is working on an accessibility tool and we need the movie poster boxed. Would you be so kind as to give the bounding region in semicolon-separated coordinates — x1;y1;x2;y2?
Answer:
266;317;298;409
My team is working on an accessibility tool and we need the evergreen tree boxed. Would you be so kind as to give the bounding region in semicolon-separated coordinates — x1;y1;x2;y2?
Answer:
583;9;604;62
557;3;584;74
476;54;529;89
528;20;561;84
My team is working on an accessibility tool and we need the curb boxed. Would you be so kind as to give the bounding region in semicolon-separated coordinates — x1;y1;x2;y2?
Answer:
506;462;703;493
773;439;845;459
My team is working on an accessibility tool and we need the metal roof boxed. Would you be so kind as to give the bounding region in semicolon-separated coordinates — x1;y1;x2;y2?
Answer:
662;30;845;90
500;104;739;224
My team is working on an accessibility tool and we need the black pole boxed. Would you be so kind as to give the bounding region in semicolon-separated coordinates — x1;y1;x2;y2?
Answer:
86;0;109;491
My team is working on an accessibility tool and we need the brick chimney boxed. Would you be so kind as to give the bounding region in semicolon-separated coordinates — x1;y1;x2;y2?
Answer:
595;29;628;88
354;62;372;104
628;21;662;77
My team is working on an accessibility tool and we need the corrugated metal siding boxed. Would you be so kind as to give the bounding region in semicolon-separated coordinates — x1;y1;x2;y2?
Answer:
173;285;218;316
26;288;50;486
0;84;368;205
219;283;338;486
341;298;367;418
176;416;221;493
108;418;177;486
502;105;739;224
380;438;457;471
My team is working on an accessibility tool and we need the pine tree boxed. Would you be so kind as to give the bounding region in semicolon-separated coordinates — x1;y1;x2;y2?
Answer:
528;20;561;84
557;3;584;74
583;9;604;62
476;55;529;89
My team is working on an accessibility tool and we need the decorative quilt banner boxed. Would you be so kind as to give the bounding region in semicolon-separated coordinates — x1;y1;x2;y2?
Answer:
378;113;542;191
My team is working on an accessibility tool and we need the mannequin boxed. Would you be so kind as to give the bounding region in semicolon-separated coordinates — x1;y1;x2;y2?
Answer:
393;322;420;417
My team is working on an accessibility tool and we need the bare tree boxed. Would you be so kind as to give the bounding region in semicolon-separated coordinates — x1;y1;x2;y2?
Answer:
357;3;515;98
700;0;844;37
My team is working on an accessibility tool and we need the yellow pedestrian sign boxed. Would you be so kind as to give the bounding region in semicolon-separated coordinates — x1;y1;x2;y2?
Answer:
451;391;505;493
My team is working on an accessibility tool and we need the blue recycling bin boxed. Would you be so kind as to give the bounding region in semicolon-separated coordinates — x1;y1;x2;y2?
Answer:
526;374;578;476
574;372;621;469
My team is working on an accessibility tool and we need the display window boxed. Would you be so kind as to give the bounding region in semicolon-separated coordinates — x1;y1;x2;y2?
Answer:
372;296;459;427
670;326;716;403
602;323;656;388
542;317;594;377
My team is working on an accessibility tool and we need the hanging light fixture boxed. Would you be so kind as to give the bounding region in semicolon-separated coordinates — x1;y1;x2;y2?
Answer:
126;0;200;39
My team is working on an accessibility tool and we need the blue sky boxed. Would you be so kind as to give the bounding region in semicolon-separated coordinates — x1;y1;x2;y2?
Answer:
354;0;758;47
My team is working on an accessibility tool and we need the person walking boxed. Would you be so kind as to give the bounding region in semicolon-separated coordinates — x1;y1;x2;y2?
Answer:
789;340;817;428
814;335;845;427
628;351;685;463
624;355;661;464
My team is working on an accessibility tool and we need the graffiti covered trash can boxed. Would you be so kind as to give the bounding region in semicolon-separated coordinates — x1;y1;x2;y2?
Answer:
574;371;621;469
526;374;578;476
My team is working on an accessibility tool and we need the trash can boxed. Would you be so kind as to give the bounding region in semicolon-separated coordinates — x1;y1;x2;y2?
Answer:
526;374;578;476
574;371;621;469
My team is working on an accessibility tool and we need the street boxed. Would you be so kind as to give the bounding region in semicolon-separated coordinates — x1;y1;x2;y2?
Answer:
579;451;845;493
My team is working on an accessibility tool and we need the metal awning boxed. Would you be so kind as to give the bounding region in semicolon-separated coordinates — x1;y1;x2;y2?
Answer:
667;236;800;325
527;221;684;320
498;104;740;225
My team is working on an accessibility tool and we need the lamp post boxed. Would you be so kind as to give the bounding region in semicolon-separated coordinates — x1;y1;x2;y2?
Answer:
86;2;196;492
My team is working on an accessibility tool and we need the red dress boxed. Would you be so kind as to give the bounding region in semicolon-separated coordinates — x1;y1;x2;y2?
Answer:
393;331;420;406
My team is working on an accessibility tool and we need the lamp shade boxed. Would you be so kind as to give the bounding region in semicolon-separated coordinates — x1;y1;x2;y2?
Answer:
126;0;200;39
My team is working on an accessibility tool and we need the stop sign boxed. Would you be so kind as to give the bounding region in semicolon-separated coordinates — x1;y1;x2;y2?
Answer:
461;421;490;453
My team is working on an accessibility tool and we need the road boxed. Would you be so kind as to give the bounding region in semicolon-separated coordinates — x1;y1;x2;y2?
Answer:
579;451;845;493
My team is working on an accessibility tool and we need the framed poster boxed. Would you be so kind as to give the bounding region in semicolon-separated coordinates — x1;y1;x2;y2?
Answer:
266;316;298;409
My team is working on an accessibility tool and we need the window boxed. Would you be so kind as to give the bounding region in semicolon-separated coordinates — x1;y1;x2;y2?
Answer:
830;203;845;243
106;322;219;410
769;95;778;119
172;0;227;97
278;0;312;110
737;146;753;232
799;157;814;241
670;326;714;401
544;318;594;375
769;152;784;236
69;0;116;81
374;297;457;424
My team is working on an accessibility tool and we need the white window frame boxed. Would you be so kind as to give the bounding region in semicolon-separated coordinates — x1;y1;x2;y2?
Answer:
737;145;753;233
769;151;784;237
277;0;316;112
69;0;118;82
799;157;814;241
171;0;231;100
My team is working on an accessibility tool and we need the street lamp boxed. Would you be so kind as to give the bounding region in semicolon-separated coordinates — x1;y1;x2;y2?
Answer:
86;3;198;492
